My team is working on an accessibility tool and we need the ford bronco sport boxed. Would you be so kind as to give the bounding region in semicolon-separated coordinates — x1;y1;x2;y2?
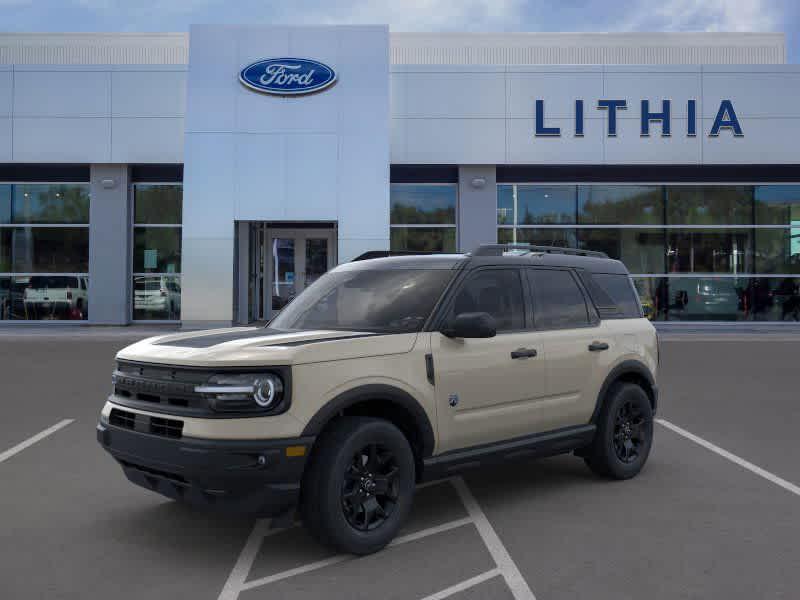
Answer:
97;244;658;555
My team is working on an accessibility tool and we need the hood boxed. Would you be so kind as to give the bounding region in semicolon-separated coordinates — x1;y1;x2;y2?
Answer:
116;326;419;368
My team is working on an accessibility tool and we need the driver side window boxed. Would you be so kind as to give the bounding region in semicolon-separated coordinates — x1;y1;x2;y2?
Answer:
450;269;525;332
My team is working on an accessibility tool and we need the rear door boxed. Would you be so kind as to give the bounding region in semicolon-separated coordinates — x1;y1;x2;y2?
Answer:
526;268;611;428
431;267;548;452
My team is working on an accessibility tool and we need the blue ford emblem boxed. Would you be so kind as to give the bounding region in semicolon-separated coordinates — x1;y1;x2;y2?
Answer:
239;57;337;96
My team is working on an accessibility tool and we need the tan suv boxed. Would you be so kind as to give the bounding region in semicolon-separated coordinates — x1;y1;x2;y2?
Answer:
97;244;658;555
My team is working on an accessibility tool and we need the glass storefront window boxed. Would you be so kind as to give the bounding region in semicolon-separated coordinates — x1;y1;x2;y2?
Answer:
133;227;181;273
755;185;800;225
390;227;456;252
132;275;181;320
497;185;576;225
391;184;457;252
755;228;800;274
578;229;665;274
1;184;90;224
1;228;90;273
391;184;456;225
578;185;663;225
0;183;89;321
497;227;578;248
132;184;182;320
666;229;753;274
665;276;749;321
666;186;753;225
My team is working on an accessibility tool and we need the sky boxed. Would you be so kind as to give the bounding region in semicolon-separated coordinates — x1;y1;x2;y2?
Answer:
0;0;797;62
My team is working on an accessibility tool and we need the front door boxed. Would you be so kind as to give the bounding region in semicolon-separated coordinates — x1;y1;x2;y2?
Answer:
247;226;336;322
431;267;549;453
266;228;336;319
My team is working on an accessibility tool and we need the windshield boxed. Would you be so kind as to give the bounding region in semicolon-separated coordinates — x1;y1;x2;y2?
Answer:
270;268;454;333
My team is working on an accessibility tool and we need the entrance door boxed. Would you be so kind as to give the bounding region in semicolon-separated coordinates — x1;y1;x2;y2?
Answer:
263;228;336;320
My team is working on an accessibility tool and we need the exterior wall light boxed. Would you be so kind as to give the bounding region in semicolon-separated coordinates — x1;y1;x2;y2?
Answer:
470;177;486;189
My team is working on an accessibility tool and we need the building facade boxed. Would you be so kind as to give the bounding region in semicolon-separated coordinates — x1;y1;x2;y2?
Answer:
0;28;799;326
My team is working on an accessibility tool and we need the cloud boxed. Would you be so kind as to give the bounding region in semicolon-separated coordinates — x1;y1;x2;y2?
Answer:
279;0;524;31
621;0;780;32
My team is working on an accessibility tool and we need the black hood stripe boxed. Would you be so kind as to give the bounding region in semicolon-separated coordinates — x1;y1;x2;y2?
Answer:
154;328;373;349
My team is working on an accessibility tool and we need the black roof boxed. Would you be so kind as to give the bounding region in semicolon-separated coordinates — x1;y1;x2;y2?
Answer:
344;245;629;275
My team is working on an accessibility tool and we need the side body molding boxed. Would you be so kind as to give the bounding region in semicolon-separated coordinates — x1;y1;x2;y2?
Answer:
301;384;436;458
590;359;658;423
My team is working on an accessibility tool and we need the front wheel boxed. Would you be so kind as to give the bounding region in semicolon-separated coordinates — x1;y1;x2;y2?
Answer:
584;382;653;479
301;417;416;555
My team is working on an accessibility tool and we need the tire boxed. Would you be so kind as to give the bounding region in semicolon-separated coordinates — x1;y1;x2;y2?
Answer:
301;417;416;555
584;382;653;480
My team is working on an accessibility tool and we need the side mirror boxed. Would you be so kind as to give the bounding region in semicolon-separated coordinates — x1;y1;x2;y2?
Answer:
442;312;497;339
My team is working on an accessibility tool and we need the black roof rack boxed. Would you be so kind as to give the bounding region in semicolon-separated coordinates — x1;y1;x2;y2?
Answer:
351;250;440;262
472;243;608;258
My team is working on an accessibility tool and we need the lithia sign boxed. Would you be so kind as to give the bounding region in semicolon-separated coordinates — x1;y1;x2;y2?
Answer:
535;99;743;138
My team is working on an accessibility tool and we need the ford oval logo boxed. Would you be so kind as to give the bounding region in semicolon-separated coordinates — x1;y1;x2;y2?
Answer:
239;58;337;96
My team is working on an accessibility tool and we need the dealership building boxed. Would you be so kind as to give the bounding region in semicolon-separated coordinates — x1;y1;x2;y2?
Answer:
0;27;799;326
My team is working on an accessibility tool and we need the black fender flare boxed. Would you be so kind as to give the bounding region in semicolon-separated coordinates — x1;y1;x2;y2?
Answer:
590;360;657;423
301;384;436;458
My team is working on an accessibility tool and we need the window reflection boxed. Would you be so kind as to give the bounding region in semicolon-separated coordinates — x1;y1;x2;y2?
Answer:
391;184;457;252
578;229;664;274
666;229;752;274
578;185;662;225
132;183;183;321
666;186;752;225
133;275;180;320
0;275;88;321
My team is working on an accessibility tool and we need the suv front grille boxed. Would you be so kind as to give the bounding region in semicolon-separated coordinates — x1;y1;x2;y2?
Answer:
109;408;184;439
112;361;212;415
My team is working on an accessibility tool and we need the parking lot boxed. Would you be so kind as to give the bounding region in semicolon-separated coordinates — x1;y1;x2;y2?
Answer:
2;328;799;600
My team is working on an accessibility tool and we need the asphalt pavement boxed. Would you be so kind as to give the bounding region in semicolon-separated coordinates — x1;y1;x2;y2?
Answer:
1;328;798;600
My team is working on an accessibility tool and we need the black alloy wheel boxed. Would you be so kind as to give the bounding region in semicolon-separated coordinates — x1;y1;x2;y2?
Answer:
301;416;415;555
341;443;400;531
612;399;647;464
583;382;653;479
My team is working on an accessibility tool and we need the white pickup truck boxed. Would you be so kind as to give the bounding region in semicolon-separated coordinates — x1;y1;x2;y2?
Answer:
23;275;88;320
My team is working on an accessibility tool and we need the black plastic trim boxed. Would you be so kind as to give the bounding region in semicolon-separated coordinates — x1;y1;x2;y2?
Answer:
390;165;459;183
130;164;183;183
424;354;435;385
422;424;596;481
301;384;436;458
590;360;658;423
497;164;800;183
97;418;312;515
0;164;90;182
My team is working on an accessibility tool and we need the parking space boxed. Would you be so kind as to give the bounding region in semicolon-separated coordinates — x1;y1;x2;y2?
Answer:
1;330;799;600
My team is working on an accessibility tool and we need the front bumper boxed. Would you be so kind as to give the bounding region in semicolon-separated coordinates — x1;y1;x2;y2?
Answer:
97;418;314;516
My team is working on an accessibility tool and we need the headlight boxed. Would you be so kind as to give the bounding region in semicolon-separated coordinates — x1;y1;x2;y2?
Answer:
195;373;285;413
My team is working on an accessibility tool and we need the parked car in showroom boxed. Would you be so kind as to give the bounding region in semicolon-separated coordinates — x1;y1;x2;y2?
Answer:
97;244;658;555
133;275;181;320
23;275;88;320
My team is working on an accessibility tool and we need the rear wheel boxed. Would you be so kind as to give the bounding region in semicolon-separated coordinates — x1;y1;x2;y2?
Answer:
301;417;415;555
584;382;653;479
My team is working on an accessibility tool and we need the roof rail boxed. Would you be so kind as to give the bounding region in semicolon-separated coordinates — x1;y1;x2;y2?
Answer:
472;243;608;258
351;250;440;262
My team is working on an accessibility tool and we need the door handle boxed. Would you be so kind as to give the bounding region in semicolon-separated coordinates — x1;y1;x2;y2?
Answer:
588;341;609;352
511;348;538;359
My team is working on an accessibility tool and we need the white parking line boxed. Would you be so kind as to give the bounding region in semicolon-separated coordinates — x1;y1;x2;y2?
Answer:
656;418;800;498
451;476;537;600
238;517;473;592
218;519;285;600
0;419;74;464
418;569;501;600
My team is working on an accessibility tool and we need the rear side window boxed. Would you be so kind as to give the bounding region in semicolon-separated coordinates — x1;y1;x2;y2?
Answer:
451;269;525;332
527;269;590;330
593;273;643;319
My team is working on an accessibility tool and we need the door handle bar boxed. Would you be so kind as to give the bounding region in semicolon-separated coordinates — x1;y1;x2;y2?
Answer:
588;341;609;352
510;348;538;359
